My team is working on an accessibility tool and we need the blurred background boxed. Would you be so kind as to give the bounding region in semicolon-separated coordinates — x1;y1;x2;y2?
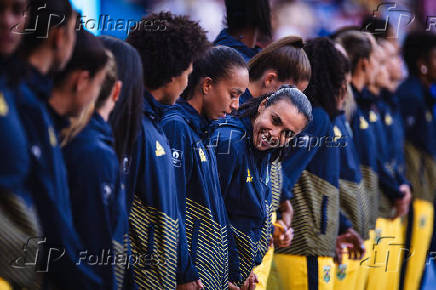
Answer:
71;0;436;43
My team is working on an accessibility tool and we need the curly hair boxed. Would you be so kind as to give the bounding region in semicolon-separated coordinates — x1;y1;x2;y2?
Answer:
304;37;350;118
126;12;210;90
403;31;436;76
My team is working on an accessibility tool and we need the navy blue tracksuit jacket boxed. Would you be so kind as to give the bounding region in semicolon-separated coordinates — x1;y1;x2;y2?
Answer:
126;92;198;288
161;99;230;289
63;112;130;290
209;115;272;285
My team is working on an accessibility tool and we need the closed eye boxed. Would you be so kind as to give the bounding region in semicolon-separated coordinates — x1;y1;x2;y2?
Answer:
272;115;282;126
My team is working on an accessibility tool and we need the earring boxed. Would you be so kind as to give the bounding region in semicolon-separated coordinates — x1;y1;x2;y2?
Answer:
421;65;428;75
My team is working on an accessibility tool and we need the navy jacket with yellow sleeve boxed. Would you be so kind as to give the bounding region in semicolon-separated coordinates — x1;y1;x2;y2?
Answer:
161;99;230;289
334;113;371;240
126;92;198;289
397;76;436;202
278;106;347;257
209;115;272;285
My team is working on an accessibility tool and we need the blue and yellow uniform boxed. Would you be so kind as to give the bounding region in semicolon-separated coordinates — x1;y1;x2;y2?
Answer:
126;92;198;288
62;112;130;290
333;112;371;290
0;72;41;289
350;86;404;290
15;65;102;289
375;89;410;290
276;106;346;290
161;99;230;289
213;29;261;63
209;115;272;286
397;76;436;290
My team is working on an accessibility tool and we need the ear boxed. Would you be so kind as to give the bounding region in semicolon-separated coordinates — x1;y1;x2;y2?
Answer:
201;77;213;95
360;58;370;73
258;98;268;113
50;26;64;50
112;81;123;102
263;71;278;89
75;70;91;93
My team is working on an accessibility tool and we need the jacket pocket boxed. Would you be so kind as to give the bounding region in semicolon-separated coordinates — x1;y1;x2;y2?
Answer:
320;195;329;234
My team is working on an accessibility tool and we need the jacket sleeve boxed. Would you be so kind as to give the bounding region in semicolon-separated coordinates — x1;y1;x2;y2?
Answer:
338;211;353;235
282;109;331;196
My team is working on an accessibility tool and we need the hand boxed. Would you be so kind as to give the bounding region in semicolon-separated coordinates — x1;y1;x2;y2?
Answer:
241;271;258;290
177;280;204;290
278;200;293;228
228;282;240;290
394;185;411;218
335;228;365;264
273;220;294;248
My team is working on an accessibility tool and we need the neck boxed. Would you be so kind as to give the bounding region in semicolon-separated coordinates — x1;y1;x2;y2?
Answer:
351;72;366;92
368;84;380;95
248;81;261;98
50;89;71;117
419;74;432;89
98;107;110;122
148;87;167;104
187;91;203;115
28;48;53;75
229;28;257;48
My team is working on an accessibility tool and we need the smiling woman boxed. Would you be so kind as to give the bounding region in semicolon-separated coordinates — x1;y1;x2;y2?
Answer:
209;85;312;287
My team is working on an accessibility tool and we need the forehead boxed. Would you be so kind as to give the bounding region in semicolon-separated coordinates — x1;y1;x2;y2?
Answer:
223;66;249;86
267;99;306;128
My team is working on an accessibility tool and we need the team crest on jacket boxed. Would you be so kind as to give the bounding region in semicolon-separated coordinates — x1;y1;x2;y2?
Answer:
198;148;207;162
336;264;347;280
155;140;166;157
333;126;342;142
246;168;253;183
48;127;57;147
0;92;9;117
359;116;369;129
323;265;331;282
426;111;433;123
369;111;377;123
385;114;393;126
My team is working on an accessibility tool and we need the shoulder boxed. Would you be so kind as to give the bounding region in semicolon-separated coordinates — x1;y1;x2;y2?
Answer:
304;107;331;136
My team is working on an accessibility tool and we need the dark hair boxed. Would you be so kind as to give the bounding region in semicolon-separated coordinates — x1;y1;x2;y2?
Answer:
127;12;210;90
329;26;360;39
19;0;73;57
225;0;272;39
335;31;372;74
95;51;117;110
181;45;247;99
53;30;108;85
361;16;392;40
403;31;436;76
303;37;350;118
248;36;311;84
237;84;312;123
99;36;144;162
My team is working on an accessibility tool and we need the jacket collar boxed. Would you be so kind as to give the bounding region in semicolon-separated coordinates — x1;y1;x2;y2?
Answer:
25;64;53;103
175;98;210;137
143;90;171;122
214;29;261;61
88;112;113;145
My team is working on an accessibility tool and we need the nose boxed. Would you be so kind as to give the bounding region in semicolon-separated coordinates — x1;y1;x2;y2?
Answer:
230;99;239;112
